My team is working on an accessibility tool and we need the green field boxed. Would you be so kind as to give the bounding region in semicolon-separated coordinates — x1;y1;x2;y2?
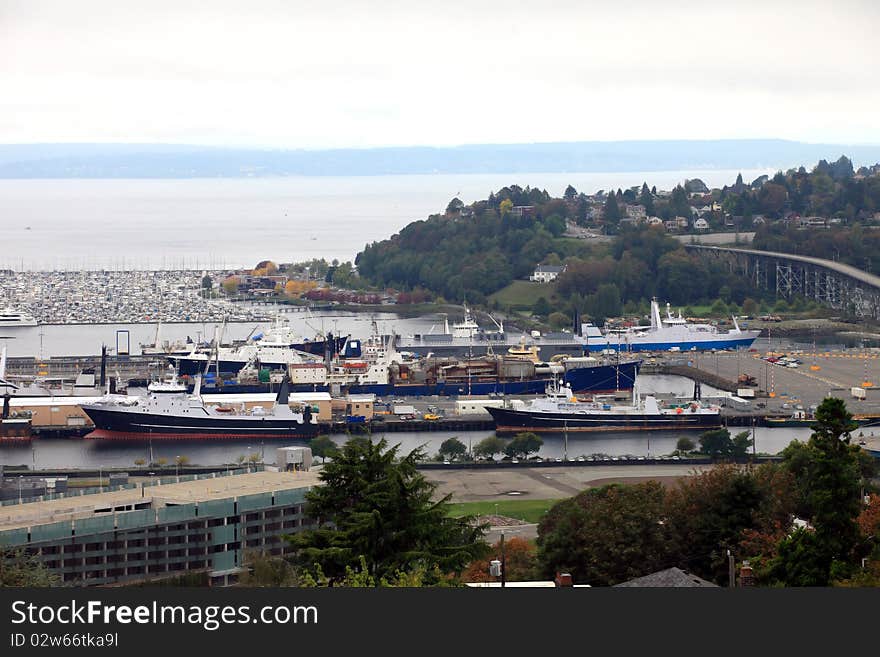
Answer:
489;280;556;310
446;498;558;524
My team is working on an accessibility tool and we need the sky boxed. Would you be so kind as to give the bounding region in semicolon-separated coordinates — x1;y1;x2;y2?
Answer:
1;0;879;149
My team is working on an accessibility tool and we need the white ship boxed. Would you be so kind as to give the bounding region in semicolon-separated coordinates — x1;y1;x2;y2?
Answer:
582;299;760;353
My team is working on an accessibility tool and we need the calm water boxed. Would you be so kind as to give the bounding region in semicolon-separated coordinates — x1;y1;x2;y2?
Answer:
0;169;772;271
0;427;814;470
0;311;443;357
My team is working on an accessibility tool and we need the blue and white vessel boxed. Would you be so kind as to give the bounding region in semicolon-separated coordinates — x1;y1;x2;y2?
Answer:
582;299;759;353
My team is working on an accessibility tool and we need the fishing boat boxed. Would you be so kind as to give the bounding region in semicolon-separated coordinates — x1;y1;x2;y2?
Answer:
80;374;318;441
487;379;722;433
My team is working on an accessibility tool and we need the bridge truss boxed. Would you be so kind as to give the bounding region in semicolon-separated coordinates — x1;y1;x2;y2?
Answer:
686;245;880;320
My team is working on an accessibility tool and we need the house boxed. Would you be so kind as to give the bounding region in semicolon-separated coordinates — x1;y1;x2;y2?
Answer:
693;217;710;231
625;204;647;221
510;205;535;218
530;264;566;283
646;217;664;227
613;567;718;588
672;216;689;228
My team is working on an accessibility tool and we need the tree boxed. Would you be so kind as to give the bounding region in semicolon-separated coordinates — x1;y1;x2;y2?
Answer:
175;455;190;467
532;297;551;317
238;550;301;587
698;428;733;458
603;193;621;223
537;482;674;585
462;537;538;583
675;437;695;455
309;435;337;463
548;311;570;329
134;458;146;467
286;437;488;584
665;465;788;583
439;437;467;461
1;548;58;587
446;197;464;214
499;199;514;217
770;397;864;584
504;432;543;459
201;274;213;290
732;430;754;457
473;435;506;460
222;277;239;296
564;185;578;201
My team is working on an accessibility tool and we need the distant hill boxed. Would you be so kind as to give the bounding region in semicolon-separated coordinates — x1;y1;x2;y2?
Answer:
2;140;880;178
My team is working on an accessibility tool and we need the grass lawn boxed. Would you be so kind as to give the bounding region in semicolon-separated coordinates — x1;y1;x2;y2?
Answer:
489;280;556;310
446;498;558;524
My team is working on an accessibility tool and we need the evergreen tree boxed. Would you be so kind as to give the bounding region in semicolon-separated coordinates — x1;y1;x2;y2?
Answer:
770;397;865;585
603;193;621;223
286;437;488;584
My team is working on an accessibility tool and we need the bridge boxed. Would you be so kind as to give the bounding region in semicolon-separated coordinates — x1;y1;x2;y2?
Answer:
685;244;880;319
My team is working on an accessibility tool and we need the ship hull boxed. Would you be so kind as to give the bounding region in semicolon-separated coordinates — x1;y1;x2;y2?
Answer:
585;336;757;353
487;406;722;433
0;419;32;444
81;407;318;441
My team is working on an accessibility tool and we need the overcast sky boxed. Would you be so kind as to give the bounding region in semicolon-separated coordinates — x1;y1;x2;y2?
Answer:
1;0;878;148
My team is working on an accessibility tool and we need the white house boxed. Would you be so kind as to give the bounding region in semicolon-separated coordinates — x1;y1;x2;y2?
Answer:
693;217;710;231
530;264;566;283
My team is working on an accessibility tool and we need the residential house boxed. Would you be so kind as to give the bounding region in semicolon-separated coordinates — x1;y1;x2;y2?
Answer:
510;205;535;218
625;204;647;221
693;217;710;231
530;264;566;283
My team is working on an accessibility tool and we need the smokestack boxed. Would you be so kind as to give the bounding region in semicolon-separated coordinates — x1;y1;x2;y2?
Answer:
554;572;573;587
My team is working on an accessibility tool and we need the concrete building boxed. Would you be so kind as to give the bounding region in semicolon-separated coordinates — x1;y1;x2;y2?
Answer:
0;470;320;586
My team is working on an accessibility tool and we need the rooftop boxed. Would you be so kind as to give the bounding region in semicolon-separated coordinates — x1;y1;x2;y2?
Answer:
613;567;718;587
0;470;320;532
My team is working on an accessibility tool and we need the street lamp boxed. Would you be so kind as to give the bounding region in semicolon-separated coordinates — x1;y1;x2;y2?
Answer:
18;476;23;504
175;456;180;481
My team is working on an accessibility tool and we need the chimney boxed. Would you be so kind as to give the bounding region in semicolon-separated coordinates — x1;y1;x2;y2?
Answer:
739;560;754;587
554;572;573;587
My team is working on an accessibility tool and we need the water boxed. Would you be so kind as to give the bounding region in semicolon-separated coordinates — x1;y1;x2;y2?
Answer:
0;311;444;358
0;169;773;271
0;427;813;470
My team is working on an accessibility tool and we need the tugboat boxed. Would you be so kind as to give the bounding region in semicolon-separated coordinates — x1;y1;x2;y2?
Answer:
488;379;722;434
80;373;318;441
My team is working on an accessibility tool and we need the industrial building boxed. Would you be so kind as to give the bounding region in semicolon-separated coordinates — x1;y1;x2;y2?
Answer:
0;469;320;586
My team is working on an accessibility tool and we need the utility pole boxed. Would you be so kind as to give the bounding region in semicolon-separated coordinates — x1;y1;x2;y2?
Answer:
727;549;735;588
500;532;506;588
